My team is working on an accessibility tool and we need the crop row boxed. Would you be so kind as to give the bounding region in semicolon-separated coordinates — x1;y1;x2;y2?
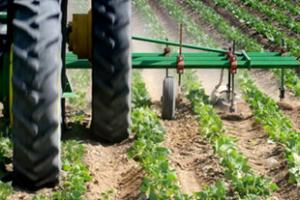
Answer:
133;0;167;39
0;134;12;200
210;0;300;56
182;71;277;199
184;0;300;103
240;0;300;34
33;140;91;200
184;0;262;51
0;134;91;200
131;70;273;199
268;0;300;17
239;71;300;184
158;0;216;47
130;71;184;199
133;0;291;197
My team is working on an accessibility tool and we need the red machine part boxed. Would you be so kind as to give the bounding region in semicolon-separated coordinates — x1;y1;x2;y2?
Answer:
227;51;237;74
177;55;184;74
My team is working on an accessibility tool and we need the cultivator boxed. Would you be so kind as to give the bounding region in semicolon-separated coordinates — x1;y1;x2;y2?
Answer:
0;0;300;190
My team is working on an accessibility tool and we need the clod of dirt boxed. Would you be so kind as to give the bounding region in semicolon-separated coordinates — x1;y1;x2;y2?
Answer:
277;100;300;111
218;101;253;121
219;112;253;121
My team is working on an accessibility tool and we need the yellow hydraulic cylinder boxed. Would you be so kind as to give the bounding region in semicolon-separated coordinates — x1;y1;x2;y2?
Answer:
68;10;92;60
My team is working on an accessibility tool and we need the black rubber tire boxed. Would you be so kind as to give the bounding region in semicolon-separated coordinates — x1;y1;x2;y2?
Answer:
12;0;61;190
0;0;7;11
91;0;131;143
162;76;176;120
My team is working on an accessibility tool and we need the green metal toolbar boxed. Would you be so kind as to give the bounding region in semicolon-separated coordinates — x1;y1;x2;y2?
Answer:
66;52;300;69
66;36;300;69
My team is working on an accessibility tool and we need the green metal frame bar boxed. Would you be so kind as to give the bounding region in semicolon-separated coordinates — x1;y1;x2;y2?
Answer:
133;35;243;55
66;52;300;70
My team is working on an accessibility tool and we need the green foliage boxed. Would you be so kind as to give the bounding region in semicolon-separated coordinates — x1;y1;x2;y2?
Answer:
240;0;300;34
194;181;227;200
159;0;216;47
130;108;184;200
268;0;300;16
132;70;151;108
211;0;300;56
273;69;300;98
185;0;263;51
239;71;300;185
0;135;12;170
67;69;90;110
0;132;12;200
182;71;277;199
130;70;184;199
34;141;91;200
0;181;12;200
99;189;116;200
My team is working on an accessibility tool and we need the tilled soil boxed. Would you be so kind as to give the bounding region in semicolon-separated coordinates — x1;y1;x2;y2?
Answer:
154;101;223;195
219;100;300;200
83;139;143;200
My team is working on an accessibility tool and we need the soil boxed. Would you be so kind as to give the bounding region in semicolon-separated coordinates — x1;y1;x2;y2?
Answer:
146;1;300;199
157;101;223;195
141;2;225;194
84;139;143;200
6;1;300;200
80;6;146;200
218;101;300;199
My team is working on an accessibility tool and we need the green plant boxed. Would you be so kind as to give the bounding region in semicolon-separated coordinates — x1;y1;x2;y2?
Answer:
34;140;91;200
185;0;262;51
159;0;216;47
99;189;116;200
0;181;12;200
182;71;277;199
239;71;300;184
193;181;227;200
265;0;300;18
240;0;300;34
211;0;300;56
131;70;184;199
0;133;12;200
132;70;151;108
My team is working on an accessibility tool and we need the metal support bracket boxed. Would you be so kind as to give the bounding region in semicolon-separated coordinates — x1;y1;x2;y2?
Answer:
227;41;237;113
177;24;184;86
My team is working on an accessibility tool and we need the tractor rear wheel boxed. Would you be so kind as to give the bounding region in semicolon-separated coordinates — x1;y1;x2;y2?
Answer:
12;0;62;189
91;0;131;143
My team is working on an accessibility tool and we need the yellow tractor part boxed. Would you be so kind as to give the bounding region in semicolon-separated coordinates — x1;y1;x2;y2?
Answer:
68;10;92;60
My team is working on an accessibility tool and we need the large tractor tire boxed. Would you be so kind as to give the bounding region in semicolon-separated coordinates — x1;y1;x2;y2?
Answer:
92;0;131;143
0;0;7;11
12;0;62;189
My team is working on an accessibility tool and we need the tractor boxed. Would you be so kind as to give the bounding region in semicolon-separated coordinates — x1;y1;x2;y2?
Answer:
1;0;300;190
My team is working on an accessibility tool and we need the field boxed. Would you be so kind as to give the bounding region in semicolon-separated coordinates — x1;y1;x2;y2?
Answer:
1;0;300;199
